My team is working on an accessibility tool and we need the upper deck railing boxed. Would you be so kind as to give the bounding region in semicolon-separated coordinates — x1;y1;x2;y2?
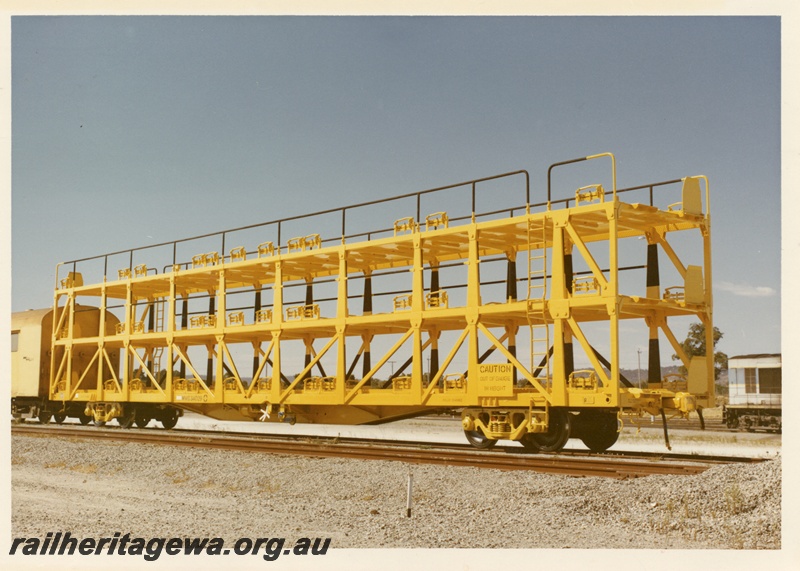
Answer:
56;169;528;287
55;154;705;288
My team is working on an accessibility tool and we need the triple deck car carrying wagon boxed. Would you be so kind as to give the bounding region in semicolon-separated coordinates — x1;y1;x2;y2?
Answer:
39;153;714;452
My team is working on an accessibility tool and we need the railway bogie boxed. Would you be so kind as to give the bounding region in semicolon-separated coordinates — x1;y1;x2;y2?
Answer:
723;406;781;433
12;153;716;452
461;406;620;452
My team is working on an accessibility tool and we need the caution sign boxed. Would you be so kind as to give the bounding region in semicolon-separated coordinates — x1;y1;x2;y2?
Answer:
477;363;514;397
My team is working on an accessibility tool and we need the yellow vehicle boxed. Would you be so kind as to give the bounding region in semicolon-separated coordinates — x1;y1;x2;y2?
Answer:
24;153;714;452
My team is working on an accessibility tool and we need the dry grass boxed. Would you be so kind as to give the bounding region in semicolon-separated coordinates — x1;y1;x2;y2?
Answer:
44;461;67;469
256;481;282;495
68;463;98;474
43;460;98;474
164;468;191;484
724;484;745;515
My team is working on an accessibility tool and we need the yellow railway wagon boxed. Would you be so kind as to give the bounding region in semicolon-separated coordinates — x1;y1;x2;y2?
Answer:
42;153;714;452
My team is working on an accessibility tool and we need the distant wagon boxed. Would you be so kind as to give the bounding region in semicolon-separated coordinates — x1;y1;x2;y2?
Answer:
11;306;181;428
723;354;781;433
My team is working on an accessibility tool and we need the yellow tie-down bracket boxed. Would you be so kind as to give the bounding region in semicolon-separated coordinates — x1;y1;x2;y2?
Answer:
285;304;320;321
192;252;220;268
227;311;245;326
394;216;417;235
575;184;605;206
572;276;601;295
425;211;449;231
229;246;247;263
288;234;322;253
255;309;273;323
393;294;413;311
567;370;599;391
258;241;275;257
425;290;449;309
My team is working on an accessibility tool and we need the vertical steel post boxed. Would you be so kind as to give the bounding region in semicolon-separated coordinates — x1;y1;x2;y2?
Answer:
471;182;476;223
253;288;262;378
608;202;620;406
563;249;574;381
506;256;517;302
270;261;284;400
411;234;424;394
303;278;314;380
550;225;566;402
180;296;188;379
216;270;226;402
206;294;215;384
703;180;715;400
647;242;662;386
465;227;480;395
429;263;440;379
506;255;518;384
429;330;439;382
362;271;372;378
337;248;348;398
97;285;108;394
167;275;176;398
146;298;155;375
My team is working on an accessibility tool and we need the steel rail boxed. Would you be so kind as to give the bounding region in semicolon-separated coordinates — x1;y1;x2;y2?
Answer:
11;424;750;479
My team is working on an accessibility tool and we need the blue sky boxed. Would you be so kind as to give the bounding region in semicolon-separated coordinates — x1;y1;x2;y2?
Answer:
10;15;782;366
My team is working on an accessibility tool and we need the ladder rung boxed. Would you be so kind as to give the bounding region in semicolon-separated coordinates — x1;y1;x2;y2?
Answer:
528;215;548;377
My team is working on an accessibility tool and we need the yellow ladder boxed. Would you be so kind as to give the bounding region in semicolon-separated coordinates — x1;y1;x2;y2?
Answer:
527;217;550;387
151;299;166;378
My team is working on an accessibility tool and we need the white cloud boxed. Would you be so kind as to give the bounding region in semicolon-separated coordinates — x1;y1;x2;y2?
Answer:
716;281;777;297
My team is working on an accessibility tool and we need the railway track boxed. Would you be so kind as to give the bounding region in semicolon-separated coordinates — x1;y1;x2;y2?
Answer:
11;423;762;479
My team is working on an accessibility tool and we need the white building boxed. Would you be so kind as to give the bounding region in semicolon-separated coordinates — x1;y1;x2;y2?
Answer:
727;353;781;408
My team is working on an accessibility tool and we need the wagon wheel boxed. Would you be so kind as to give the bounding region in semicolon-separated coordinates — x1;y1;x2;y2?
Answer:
53;410;67;424
529;408;571;453
464;429;497;450
159;408;179;430
134;412;152;428
117;408;136;429
37;409;52;424
519;433;540;453
94;420;106;427
578;410;619;453
78;411;92;425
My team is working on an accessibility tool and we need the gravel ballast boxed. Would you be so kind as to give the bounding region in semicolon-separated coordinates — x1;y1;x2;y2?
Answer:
11;433;780;550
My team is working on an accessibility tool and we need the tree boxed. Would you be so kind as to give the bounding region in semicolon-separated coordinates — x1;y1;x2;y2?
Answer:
672;322;728;380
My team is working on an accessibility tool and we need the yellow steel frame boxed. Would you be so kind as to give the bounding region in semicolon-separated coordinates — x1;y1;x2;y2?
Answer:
49;153;713;436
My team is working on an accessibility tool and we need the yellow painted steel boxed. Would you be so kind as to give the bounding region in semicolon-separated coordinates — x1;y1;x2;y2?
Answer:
48;154;714;447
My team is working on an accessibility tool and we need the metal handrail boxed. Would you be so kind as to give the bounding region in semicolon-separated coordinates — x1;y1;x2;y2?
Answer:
55;160;695;288
547;152;616;207
57;169;530;283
